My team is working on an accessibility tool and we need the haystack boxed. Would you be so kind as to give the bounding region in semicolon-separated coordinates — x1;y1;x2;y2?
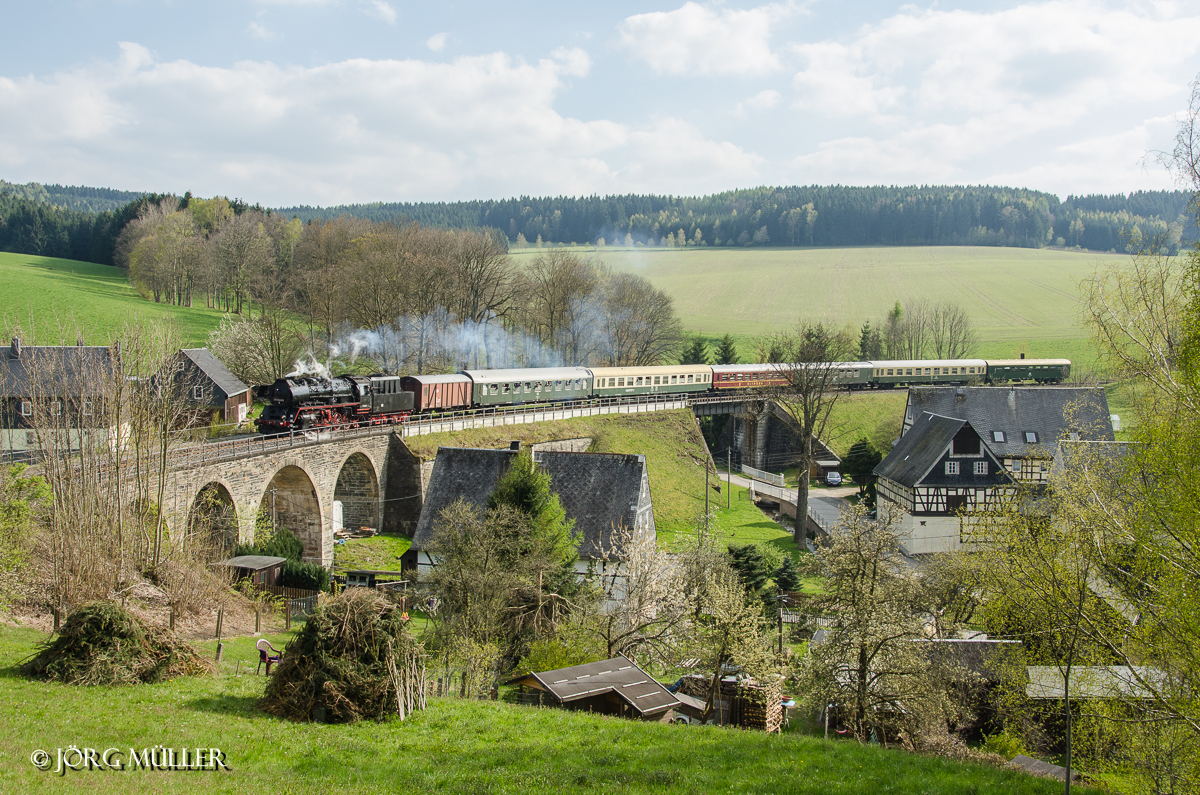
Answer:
22;601;213;685
260;588;425;723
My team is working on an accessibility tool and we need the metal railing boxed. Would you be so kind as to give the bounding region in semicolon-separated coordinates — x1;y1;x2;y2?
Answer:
741;464;784;487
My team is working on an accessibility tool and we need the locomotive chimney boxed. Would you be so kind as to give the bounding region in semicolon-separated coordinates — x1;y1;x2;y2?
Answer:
1019;352;1025;359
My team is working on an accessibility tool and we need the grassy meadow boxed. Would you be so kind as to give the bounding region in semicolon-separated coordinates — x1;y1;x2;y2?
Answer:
511;244;1119;368
0;251;226;347
0;625;1105;795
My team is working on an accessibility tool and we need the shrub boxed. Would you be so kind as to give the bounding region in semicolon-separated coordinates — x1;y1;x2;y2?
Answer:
981;730;1028;760
278;559;329;592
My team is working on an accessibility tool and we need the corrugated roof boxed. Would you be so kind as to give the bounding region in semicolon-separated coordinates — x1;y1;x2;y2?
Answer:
515;655;680;716
402;373;472;385
874;412;967;486
904;386;1113;458
181;348;249;398
214;555;286;570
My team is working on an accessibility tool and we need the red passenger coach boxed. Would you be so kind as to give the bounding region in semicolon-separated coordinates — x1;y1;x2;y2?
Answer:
710;363;789;390
399;374;473;412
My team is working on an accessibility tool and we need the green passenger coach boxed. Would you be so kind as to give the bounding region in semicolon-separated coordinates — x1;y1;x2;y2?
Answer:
460;367;593;407
589;365;712;398
984;359;1071;383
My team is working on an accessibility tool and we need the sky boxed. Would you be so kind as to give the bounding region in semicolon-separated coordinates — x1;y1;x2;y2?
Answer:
1;0;1198;207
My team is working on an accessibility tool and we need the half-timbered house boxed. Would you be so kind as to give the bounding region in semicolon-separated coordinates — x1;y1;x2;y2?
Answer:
875;412;1016;554
901;386;1113;486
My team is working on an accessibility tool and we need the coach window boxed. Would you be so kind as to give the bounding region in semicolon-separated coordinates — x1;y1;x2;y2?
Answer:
686;375;692;383
525;382;532;391
556;380;562;391
905;369;913;376
924;368;931;375
669;375;676;384
502;383;510;394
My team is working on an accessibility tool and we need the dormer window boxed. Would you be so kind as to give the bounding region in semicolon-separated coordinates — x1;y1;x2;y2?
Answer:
992;431;1006;443
1024;431;1038;443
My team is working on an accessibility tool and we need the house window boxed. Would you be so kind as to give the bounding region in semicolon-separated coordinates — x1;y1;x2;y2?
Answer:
1024;431;1038;443
945;461;960;475
992;431;1006;443
974;461;988;475
82;400;93;415
19;401;32;417
193;385;204;400
50;401;61;415
25;432;34;445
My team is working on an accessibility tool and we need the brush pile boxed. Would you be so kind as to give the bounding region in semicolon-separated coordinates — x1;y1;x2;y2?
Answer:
260;588;426;723
22;601;213;685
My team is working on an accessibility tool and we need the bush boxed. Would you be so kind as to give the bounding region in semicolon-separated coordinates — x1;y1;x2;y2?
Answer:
235;527;304;561
278;559;329;592
259;589;420;723
981;730;1027;760
22;602;212;685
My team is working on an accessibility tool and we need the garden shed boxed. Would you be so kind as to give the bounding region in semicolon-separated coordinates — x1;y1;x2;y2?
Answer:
508;655;679;722
215;555;286;587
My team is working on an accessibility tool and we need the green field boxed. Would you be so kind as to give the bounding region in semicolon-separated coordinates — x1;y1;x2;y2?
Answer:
512;245;1120;368
0;625;1103;795
0;252;226;346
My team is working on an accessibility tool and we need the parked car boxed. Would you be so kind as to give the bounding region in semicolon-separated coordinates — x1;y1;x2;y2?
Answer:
825;471;842;486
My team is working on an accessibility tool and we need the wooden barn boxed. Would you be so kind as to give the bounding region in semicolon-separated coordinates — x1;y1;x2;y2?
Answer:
214;555;286;587
508;656;679;722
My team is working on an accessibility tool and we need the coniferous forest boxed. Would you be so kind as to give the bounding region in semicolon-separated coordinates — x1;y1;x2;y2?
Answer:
0;179;1191;267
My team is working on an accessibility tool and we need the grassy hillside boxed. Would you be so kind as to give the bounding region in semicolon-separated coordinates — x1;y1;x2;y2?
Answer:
0;251;225;346
403;408;797;553
512;245;1118;368
0;626;1102;795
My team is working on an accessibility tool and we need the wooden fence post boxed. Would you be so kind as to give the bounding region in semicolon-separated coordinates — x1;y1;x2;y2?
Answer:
169;604;175;631
255;606;261;634
215;606;224;640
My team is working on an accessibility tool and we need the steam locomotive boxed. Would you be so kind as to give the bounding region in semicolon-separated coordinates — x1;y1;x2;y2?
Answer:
254;357;1071;434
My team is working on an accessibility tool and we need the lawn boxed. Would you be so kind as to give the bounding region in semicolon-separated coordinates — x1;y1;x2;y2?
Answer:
0;252;228;347
332;536;411;572
0;625;1104;795
512;245;1120;370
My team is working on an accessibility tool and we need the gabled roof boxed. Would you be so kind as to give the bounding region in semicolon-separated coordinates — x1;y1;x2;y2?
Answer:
0;342;117;397
538;451;651;560
875;412;971;486
509;655;680;716
180;348;249;398
1026;665;1167;700
905;386;1113;458
410;447;516;550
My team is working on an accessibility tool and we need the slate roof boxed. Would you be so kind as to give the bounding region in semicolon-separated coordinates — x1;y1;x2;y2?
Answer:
914;638;1023;683
538;451;652;559
410;447;654;561
509;655;680;716
904;386;1113;458
875;412;972;486
0;342;117;397
180;348;249;398
410;447;516;551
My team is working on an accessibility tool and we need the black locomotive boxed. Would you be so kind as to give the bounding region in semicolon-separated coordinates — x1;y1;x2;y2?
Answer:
255;373;413;433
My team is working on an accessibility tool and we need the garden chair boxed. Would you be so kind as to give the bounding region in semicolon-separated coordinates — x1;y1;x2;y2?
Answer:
256;638;281;675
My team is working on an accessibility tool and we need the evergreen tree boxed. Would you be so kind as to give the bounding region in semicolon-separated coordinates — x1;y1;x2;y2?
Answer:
842;438;882;493
488;449;577;565
680;335;709;365
727;544;773;594
715;333;738;365
774;554;802;593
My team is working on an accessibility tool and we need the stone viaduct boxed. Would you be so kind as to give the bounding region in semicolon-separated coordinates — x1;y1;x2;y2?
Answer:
160;392;825;566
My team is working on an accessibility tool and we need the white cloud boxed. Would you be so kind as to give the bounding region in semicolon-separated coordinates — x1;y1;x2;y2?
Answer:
364;0;396;24
248;22;277;41
739;89;781;112
785;1;1200;193
619;2;795;77
426;33;447;53
0;45;760;204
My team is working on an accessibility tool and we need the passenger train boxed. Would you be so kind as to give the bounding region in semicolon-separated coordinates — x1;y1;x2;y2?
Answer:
255;357;1070;434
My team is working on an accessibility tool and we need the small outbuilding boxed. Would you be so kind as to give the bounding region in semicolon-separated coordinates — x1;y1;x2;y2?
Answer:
508;655;679;722
164;348;252;425
214;555;287;587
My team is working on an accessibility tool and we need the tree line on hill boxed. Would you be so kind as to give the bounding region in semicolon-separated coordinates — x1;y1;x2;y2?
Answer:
0;181;1191;270
280;185;1193;254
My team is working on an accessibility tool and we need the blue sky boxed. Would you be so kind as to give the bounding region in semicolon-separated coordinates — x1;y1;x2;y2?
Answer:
1;1;1198;206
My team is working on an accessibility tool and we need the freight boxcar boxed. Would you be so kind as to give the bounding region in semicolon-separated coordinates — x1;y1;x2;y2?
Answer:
589;365;712;398
710;363;787;389
460;367;593;407
399;374;473;412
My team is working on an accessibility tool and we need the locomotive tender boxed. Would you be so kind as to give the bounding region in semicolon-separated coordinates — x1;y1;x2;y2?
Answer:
255;358;1070;433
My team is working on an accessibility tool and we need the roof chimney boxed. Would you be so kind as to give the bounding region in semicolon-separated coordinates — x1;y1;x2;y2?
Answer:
509;441;521;451
76;337;84;347
9;337;20;360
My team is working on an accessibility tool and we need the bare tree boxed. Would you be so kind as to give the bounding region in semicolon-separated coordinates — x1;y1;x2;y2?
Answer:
769;323;855;539
208;212;275;315
927;302;978;359
599;271;682;365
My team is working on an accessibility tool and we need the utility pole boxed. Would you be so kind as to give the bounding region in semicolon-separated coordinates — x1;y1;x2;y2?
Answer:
704;464;709;531
727;449;731;509
269;488;278;538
